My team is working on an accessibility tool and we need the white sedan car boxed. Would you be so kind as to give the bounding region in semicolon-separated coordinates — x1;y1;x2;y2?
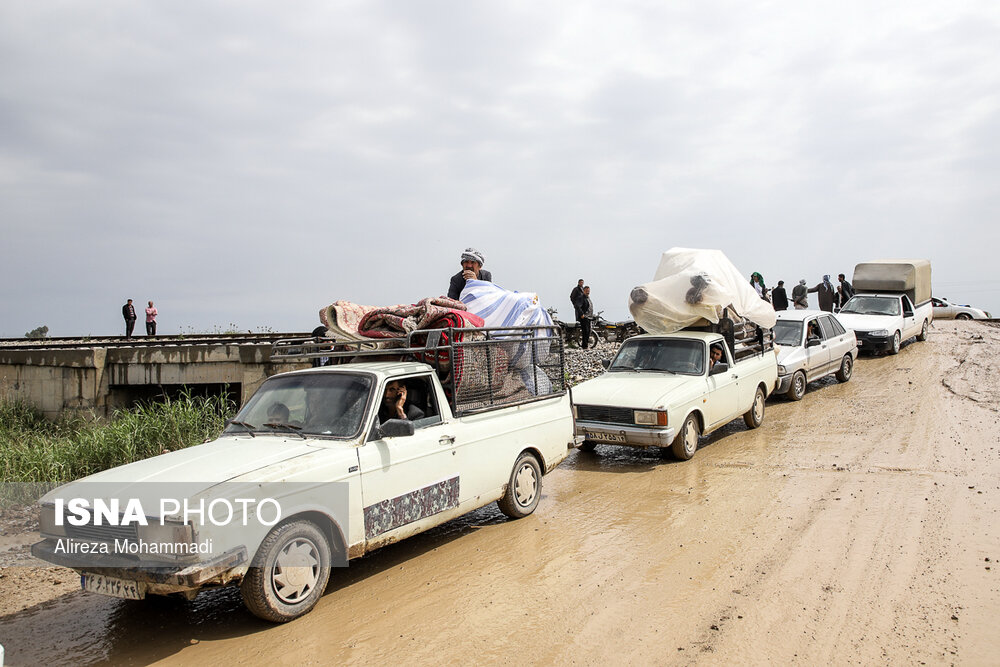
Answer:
773;310;858;401
931;297;991;320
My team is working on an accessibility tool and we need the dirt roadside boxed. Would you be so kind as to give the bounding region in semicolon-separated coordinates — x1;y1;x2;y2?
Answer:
1;320;997;665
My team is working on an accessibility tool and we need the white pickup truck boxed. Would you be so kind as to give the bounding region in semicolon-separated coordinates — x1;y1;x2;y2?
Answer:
32;327;573;622
572;325;777;460
837;260;933;355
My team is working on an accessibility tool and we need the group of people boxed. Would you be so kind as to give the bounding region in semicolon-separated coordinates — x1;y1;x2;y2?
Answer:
121;299;158;338
752;273;855;313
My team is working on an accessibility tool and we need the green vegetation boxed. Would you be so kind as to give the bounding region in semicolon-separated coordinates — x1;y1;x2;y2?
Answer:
24;325;49;339
0;393;236;484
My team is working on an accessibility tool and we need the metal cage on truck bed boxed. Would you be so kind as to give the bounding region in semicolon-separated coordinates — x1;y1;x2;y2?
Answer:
271;326;567;417
684;310;774;362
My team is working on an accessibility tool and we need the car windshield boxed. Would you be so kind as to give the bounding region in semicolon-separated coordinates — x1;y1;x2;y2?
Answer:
609;338;705;375
840;296;900;316
773;320;803;346
225;372;373;438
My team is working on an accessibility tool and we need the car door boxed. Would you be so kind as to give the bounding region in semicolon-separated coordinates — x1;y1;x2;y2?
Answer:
900;295;918;337
818;315;850;374
707;342;741;429
356;374;460;546
803;316;832;380
932;298;954;319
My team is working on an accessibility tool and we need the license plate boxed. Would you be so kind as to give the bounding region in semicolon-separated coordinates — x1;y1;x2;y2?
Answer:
81;573;146;600
585;430;627;443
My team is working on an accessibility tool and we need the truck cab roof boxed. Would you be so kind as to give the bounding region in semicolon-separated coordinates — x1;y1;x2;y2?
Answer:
272;361;436;383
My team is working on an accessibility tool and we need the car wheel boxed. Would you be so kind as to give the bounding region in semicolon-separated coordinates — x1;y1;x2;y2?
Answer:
835;354;853;382
956;313;972;321
743;386;765;429
787;370;806;401
577;440;597;453
497;452;542;519
241;519;332;623
916;320;928;341
671;413;699;460
888;331;901;355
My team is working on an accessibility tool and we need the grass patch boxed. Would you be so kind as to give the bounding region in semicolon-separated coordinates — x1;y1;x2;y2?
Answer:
0;393;236;485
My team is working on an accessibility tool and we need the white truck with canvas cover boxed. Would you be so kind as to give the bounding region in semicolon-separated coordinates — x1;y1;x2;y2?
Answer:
837;260;933;355
32;326;573;622
572;248;778;460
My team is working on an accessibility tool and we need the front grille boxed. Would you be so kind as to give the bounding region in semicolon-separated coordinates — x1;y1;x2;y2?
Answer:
576;405;634;425
65;522;138;543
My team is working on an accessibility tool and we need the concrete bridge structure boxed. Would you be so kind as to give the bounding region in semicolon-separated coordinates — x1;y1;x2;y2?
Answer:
0;334;311;418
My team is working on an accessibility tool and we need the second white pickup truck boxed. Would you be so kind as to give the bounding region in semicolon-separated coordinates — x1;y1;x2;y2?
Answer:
837;259;933;355
572;327;777;460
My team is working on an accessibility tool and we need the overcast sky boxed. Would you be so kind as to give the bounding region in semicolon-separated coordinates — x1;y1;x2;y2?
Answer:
2;1;998;337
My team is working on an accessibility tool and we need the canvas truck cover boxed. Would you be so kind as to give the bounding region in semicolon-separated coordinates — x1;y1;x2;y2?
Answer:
853;259;932;304
627;248;777;334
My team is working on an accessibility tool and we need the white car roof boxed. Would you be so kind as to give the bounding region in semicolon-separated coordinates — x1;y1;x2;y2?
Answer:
775;310;829;322
629;330;724;343
270;361;435;382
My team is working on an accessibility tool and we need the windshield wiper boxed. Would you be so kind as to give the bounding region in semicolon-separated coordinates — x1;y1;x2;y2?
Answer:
264;422;307;439
228;420;257;437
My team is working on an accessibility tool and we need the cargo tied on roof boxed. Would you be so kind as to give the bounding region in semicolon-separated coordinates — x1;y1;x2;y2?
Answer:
627;248;777;335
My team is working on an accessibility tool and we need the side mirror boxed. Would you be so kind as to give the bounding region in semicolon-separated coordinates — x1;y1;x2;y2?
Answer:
710;362;728;375
601;359;611;369
378;419;415;438
806;337;821;347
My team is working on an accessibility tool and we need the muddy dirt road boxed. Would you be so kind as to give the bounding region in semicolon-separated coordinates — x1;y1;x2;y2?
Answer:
1;320;998;665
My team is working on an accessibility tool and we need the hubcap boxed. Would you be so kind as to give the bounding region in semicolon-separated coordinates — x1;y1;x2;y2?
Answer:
684;421;698;455
513;463;538;507
754;392;764;421
793;374;805;397
843;358;852;377
271;537;321;604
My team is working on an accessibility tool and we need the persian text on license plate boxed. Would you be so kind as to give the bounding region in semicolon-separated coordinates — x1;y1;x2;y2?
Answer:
82;573;146;600
586;431;627;443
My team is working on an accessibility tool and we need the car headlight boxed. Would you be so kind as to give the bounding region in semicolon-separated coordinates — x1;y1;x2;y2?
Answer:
136;521;197;561
634;410;668;426
777;365;786;374
869;329;888;337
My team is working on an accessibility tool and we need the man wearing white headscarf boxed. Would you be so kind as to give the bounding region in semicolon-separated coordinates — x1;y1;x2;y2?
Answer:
447;247;493;300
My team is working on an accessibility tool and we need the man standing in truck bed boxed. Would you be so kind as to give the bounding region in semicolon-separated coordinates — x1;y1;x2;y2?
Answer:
448;247;493;300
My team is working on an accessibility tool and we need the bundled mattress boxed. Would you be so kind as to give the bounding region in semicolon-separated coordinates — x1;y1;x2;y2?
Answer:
628;247;776;334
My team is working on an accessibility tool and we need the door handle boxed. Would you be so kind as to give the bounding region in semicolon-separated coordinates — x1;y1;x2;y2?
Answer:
731;374;739;379
439;435;455;445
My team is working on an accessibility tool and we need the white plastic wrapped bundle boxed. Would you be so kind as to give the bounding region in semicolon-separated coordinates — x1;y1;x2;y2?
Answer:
628;248;777;334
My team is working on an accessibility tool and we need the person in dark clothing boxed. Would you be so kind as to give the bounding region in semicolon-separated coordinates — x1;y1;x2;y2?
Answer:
771;281;789;311
570;279;585;319
808;275;837;312
792;280;809;309
837;273;855;308
578;286;594;349
447;247;493;300
122;299;137;338
377;380;425;424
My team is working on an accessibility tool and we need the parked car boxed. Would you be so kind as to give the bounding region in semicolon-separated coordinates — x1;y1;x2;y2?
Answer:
32;327;574;622
572;327;777;460
931;297;991;320
773;310;857;401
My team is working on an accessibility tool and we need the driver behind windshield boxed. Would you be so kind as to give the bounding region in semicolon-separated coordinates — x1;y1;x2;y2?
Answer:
266;402;290;424
378;380;425;423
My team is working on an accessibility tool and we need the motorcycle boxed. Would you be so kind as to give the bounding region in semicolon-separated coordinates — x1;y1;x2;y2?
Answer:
592;312;643;343
546;308;600;349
